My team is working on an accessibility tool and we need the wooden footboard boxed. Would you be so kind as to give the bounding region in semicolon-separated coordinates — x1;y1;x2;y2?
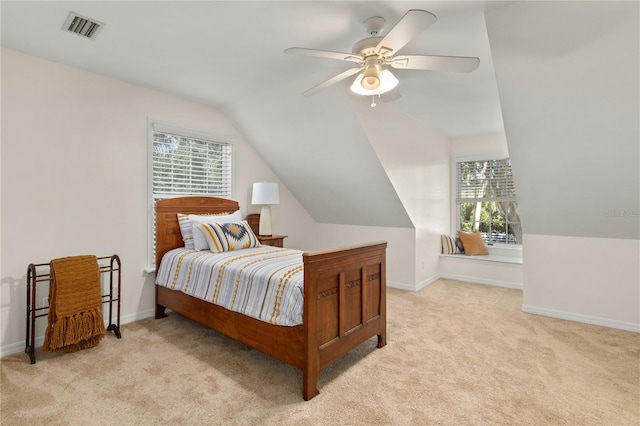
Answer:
302;241;387;400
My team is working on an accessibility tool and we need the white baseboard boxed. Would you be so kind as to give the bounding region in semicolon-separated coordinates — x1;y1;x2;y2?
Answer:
386;280;416;291
522;304;639;333
387;274;440;292
0;308;156;359
393;276;636;333
388;273;519;292
438;273;523;290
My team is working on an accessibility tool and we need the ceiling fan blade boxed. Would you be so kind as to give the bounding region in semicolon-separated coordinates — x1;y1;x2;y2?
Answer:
302;67;363;96
390;55;480;73
285;47;361;63
375;10;437;54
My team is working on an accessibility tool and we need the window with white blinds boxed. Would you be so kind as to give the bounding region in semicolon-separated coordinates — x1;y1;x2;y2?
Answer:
152;131;232;198
147;123;232;269
455;157;521;245
456;158;517;203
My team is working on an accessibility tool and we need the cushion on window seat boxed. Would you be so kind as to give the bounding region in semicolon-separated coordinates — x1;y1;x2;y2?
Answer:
457;231;489;256
441;234;464;255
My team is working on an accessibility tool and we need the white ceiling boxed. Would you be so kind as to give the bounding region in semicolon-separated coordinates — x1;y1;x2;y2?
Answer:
1;0;505;138
2;1;508;227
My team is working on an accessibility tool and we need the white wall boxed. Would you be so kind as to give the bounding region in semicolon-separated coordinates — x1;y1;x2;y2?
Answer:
313;224;416;290
449;132;508;159
0;48;315;352
522;235;639;332
439;256;523;289
350;99;451;289
486;1;639;239
486;1;639;331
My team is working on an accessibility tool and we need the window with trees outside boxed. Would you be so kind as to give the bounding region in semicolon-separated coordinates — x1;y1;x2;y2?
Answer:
455;157;521;245
148;123;232;268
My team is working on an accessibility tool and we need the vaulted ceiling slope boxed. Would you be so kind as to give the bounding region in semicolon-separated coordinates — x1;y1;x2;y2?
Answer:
486;1;639;240
1;1;504;228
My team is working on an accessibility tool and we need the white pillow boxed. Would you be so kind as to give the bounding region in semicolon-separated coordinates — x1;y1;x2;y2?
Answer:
190;211;242;250
177;213;196;249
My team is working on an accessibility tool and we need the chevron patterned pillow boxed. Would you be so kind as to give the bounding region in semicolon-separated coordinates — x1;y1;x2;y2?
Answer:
177;211;241;250
199;221;260;253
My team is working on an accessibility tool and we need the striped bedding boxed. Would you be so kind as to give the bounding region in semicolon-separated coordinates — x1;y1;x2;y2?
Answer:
155;246;305;326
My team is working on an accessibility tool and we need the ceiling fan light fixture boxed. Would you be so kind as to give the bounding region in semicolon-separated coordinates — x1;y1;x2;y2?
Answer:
361;65;381;90
350;68;399;96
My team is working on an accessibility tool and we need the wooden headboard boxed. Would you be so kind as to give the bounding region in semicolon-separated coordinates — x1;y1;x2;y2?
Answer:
155;196;240;267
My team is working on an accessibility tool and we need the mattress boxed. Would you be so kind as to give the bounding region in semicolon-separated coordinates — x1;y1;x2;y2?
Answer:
155;246;304;326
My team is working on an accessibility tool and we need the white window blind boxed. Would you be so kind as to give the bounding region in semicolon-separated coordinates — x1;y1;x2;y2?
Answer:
456;158;517;203
147;124;232;270
152;131;232;198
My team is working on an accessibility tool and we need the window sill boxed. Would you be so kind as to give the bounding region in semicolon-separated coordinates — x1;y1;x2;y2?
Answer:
439;253;523;265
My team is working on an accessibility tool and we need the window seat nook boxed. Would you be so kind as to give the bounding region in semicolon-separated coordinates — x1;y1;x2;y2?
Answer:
438;246;523;289
439;253;522;265
440;242;523;264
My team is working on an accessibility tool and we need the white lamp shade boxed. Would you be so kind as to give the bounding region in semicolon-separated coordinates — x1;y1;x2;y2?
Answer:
252;182;280;205
350;68;399;96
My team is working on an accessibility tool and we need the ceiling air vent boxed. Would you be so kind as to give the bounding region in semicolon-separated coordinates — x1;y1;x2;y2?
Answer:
62;11;104;40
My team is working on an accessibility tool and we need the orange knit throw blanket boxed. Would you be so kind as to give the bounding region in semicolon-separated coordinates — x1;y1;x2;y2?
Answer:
43;255;105;353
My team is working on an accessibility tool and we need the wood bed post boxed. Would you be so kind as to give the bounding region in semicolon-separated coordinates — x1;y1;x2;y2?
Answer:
377;252;387;348
302;252;320;401
155;303;167;319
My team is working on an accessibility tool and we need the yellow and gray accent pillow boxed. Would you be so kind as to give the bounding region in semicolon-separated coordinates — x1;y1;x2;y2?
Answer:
177;211;241;250
198;221;260;253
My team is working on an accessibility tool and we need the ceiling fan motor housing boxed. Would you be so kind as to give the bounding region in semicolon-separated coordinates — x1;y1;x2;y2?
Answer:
364;16;385;36
352;36;383;56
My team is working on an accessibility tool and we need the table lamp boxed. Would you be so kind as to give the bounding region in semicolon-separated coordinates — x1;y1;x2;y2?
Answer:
251;182;280;236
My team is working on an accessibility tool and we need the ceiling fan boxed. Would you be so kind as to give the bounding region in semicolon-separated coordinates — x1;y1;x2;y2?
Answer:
284;9;480;103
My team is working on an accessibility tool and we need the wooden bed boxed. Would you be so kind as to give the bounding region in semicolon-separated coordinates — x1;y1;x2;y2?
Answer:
155;196;387;400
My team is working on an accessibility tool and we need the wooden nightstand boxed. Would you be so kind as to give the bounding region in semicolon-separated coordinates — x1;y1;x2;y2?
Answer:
258;235;287;248
247;214;287;248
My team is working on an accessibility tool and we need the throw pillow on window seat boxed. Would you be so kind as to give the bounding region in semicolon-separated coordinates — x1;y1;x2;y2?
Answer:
457;231;488;256
441;234;464;255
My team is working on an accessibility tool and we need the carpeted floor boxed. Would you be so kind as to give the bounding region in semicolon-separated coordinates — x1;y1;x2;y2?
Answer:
2;279;639;425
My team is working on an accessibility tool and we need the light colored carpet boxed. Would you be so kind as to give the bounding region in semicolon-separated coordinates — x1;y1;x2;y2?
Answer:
2;279;639;425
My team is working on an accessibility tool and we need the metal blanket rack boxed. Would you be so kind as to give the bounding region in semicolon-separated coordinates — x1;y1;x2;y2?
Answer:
25;254;122;364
